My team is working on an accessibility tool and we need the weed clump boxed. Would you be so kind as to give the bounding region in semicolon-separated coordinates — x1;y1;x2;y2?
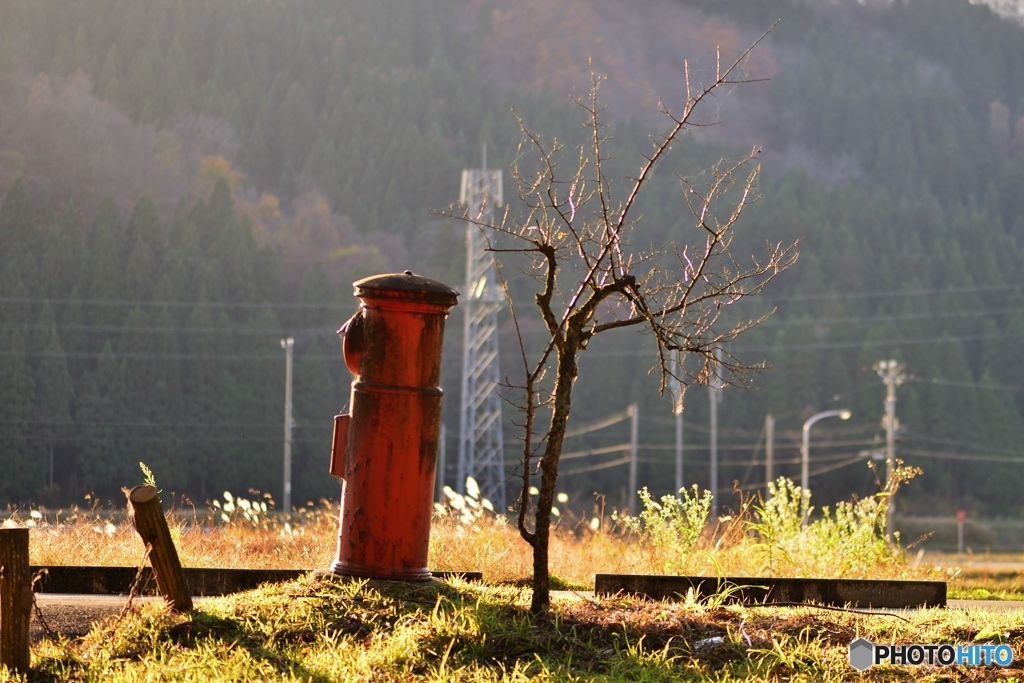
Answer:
620;485;712;574
618;462;930;580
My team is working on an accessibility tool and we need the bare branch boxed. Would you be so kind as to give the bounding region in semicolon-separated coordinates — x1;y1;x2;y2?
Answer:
495;273;539;546
437;22;792;615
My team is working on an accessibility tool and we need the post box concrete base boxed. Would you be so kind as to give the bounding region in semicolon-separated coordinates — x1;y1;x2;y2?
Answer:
326;561;432;582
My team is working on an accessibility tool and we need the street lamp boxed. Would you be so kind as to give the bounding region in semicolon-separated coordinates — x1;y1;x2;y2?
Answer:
801;409;851;495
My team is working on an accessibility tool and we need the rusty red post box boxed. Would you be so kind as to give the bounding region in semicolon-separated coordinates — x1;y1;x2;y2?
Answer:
329;271;458;580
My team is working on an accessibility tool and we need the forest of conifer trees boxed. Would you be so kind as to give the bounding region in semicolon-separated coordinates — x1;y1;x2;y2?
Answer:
0;178;353;506
2;0;1024;516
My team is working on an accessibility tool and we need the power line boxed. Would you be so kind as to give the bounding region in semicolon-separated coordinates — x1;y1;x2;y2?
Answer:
748;329;1020;353
7;295;1024;359
899;448;1024;465
0;434;326;445
760;282;1024;303
1;418;287;429
578;327;1024;356
641;413;765;436
0;295;349;311
636;449;873;468
499;434;879;456
760;305;1024;328
560;455;631;477
638;436;881;453
643;409;876;437
730;452;873;493
0;350;338;361
5;281;1023;319
908;376;1024;393
564;408;632;438
6;322;338;337
560;443;632;461
901;431;1024;458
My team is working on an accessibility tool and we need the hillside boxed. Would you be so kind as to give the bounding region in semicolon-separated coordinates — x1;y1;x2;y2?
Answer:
1;0;1024;518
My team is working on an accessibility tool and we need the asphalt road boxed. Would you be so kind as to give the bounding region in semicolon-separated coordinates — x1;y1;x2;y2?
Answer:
30;594;212;643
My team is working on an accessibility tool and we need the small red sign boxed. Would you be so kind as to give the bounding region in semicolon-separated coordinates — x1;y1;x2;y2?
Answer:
957;510;966;523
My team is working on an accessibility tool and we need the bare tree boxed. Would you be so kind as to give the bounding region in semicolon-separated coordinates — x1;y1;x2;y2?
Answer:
449;29;797;615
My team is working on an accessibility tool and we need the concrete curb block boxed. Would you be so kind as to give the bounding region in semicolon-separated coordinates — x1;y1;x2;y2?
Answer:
30;566;482;596
595;574;946;608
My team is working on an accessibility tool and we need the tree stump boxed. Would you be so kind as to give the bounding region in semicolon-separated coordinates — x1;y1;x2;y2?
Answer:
0;527;31;673
127;486;192;612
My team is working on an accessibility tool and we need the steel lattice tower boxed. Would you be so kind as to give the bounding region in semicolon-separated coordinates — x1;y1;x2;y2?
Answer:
456;157;506;511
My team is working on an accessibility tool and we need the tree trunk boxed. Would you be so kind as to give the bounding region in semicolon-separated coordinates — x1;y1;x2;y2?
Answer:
530;344;579;614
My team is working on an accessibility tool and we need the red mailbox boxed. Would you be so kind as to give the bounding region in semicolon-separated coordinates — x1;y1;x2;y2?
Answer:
329;271;458;580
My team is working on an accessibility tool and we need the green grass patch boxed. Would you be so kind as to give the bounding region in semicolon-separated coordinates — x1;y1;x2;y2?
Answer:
950;572;1024;601
12;575;1024;682
948;586;1024;601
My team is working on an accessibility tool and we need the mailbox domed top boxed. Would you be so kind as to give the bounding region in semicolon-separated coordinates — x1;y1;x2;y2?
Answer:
353;271;459;307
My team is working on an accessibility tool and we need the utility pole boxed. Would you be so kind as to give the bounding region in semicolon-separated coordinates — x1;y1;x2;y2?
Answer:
627;403;639;514
674;409;684;494
669;349;684;493
457;146;506;511
281;337;294;515
709;374;720;523
436;424;447;502
764;413;774;498
874;359;905;539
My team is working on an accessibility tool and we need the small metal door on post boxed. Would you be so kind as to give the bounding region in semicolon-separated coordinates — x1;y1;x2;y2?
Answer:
329;271;458;580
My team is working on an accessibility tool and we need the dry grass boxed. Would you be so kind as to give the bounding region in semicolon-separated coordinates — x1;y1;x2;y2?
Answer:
6;483;1024;681
429;513;650;586
4;480;951;590
6;494;644;583
5;492;338;570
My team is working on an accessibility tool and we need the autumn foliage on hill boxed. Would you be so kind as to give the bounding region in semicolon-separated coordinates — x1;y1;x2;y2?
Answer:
481;0;776;120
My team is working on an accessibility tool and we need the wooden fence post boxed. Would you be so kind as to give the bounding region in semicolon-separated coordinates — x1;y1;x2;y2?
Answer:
0;527;31;673
127;486;192;612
